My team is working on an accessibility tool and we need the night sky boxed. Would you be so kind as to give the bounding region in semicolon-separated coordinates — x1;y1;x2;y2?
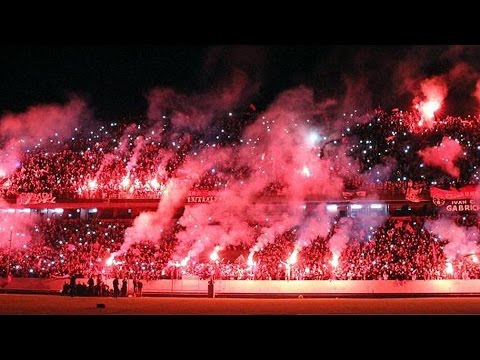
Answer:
1;45;479;121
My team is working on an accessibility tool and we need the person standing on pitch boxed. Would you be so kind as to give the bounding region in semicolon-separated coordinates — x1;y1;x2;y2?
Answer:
113;276;120;298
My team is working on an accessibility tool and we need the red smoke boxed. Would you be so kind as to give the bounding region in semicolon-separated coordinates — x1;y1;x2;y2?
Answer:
418;137;463;178
0;201;39;249
0;97;90;177
120;85;355;261
328;217;353;263
294;204;333;251
424;218;478;261
147;69;251;131
415;76;448;127
118;178;193;256
0;97;89;141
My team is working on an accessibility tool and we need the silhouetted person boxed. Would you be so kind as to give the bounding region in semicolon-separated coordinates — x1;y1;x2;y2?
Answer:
113;276;120;298
132;277;138;297
96;274;103;296
69;274;76;297
137;280;143;297
121;277;127;297
87;276;94;296
208;276;215;298
62;281;69;295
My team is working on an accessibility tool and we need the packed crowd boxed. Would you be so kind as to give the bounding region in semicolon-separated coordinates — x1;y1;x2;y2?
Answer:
0;112;253;200
345;109;480;189
1;214;479;281
2;109;480;202
0;218;178;281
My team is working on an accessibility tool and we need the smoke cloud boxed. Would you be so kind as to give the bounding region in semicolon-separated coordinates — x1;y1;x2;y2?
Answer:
147;69;252;131
418;137;463;178
0;201;39;249
0;97;90;177
121;85;354;263
424;217;478;261
328;217;353;260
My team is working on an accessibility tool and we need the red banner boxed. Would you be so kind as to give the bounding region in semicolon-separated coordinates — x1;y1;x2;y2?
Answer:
406;186;422;202
16;192;56;205
186;195;216;204
342;190;367;200
430;185;478;200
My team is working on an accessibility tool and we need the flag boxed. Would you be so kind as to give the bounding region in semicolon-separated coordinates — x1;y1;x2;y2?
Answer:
235;254;245;264
356;190;367;197
51;274;70;279
342;191;355;200
405;186;422;202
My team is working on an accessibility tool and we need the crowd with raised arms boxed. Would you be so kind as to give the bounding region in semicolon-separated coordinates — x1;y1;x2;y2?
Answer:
2;109;480;202
350;110;480;187
1;213;479;281
2;108;480;287
0;218;179;281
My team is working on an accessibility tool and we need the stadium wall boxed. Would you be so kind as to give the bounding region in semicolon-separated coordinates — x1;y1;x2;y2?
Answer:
2;278;480;296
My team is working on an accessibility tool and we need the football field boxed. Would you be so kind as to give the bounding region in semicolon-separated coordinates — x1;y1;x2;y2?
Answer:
1;294;480;314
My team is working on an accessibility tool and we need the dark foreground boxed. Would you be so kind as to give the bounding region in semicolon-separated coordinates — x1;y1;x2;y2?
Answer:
1;294;480;314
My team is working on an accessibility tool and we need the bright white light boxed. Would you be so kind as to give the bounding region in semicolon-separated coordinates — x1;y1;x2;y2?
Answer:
106;255;115;266
370;204;383;209
351;204;363;209
150;178;160;189
180;256;190;267
53;208;64;214
331;254;339;268
446;262;453;274
326;204;338;212
287;249;298;265
121;177;130;187
301;166;311;177
247;252;255;267
420;100;440;120
210;246;220;262
308;131;320;146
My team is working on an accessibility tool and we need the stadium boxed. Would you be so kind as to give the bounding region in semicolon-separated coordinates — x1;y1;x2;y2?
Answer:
2;46;480;314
